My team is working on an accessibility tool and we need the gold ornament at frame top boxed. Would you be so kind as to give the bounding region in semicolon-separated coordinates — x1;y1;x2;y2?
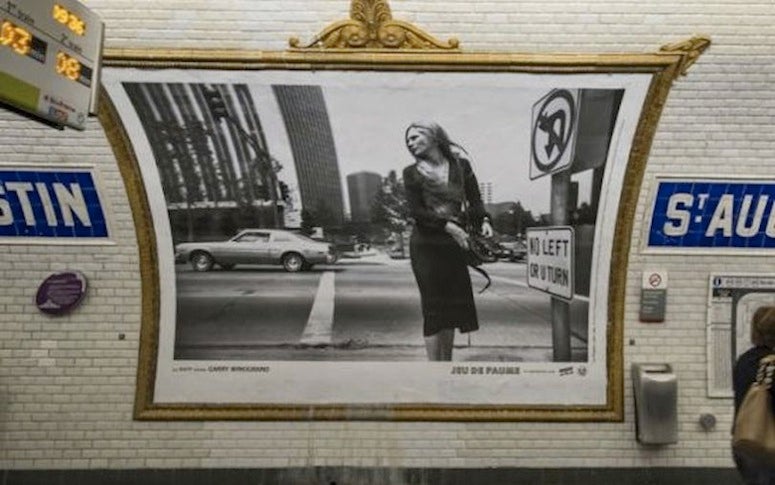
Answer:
289;0;459;50
659;35;711;77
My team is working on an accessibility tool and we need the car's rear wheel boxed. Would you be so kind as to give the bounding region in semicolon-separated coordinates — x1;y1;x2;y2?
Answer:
282;252;304;272
220;263;235;270
190;251;214;272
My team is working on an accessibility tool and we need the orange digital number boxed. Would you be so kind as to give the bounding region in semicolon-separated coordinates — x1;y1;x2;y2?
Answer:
52;4;69;24
0;20;31;56
68;17;85;36
56;51;81;81
53;4;85;36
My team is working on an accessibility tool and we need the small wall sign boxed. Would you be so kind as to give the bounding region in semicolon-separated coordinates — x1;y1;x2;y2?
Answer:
640;270;667;322
35;271;87;315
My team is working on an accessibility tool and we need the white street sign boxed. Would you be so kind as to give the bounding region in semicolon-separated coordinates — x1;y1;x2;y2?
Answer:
526;226;575;300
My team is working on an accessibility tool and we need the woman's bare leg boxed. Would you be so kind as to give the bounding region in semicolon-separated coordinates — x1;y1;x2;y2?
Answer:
439;328;454;360
424;334;440;360
425;328;455;361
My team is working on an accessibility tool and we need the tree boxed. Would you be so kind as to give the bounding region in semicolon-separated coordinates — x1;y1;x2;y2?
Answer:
572;202;596;225
488;201;542;238
300;199;338;235
313;200;338;228
300;208;317;235
370;170;409;233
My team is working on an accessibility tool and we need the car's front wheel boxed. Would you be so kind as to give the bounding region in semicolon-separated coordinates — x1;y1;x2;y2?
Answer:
190;251;214;272
282;252;304;273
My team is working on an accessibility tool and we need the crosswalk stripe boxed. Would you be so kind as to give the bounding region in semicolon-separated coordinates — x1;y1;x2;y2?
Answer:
299;271;336;346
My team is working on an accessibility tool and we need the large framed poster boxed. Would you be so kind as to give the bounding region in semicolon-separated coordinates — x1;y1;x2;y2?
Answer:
98;0;708;420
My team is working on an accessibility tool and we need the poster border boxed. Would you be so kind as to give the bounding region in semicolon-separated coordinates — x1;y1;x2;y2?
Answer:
97;41;706;421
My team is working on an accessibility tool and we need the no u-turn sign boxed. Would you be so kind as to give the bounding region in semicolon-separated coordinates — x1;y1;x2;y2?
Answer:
530;89;580;180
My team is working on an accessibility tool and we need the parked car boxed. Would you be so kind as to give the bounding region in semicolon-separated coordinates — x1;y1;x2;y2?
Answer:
336;242;378;259
174;229;337;272
498;239;528;262
335;242;361;259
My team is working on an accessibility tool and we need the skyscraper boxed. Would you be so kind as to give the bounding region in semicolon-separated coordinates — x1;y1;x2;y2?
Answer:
347;171;383;223
123;82;282;240
479;181;493;204
272;85;345;225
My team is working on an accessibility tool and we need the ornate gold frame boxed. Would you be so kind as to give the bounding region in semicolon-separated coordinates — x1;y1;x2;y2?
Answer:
99;0;709;421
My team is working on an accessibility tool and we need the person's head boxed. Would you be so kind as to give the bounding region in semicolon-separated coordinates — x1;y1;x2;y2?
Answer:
751;306;775;348
405;122;455;161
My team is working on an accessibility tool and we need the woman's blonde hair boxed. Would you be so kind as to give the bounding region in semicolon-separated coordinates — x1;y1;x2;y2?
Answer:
751;306;775;348
405;121;464;163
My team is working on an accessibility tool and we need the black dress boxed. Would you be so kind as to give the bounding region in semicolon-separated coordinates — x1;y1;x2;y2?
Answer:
403;154;487;337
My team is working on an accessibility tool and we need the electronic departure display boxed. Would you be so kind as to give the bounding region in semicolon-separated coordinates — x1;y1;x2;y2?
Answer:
0;0;104;130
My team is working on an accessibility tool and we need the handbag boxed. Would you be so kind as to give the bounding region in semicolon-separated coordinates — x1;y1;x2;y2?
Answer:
463;233;497;293
455;157;497;293
732;354;775;466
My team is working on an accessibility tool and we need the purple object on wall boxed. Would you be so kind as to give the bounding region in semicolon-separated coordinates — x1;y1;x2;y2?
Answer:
35;271;87;315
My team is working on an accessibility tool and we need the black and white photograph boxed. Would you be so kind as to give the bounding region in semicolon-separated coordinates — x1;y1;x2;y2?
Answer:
103;67;652;411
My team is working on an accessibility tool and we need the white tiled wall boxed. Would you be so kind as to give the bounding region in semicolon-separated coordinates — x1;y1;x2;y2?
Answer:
1;0;773;469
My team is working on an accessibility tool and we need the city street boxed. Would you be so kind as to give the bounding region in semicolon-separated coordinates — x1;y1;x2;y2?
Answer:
174;252;588;362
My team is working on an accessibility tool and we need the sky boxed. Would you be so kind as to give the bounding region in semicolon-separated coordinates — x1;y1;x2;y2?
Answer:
107;68;635;222
251;77;607;218
323;84;554;214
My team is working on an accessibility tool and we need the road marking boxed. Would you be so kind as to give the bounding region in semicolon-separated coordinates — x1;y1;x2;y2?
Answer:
300;271;335;346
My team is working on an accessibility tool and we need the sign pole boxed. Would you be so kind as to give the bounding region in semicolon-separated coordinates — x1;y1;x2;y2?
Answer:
551;171;572;361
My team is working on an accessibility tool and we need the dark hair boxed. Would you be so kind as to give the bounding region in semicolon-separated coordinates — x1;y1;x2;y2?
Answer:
751;306;775;348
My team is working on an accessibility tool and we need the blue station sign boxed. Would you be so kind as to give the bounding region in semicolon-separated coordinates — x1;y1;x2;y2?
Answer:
0;167;108;239
648;179;775;249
